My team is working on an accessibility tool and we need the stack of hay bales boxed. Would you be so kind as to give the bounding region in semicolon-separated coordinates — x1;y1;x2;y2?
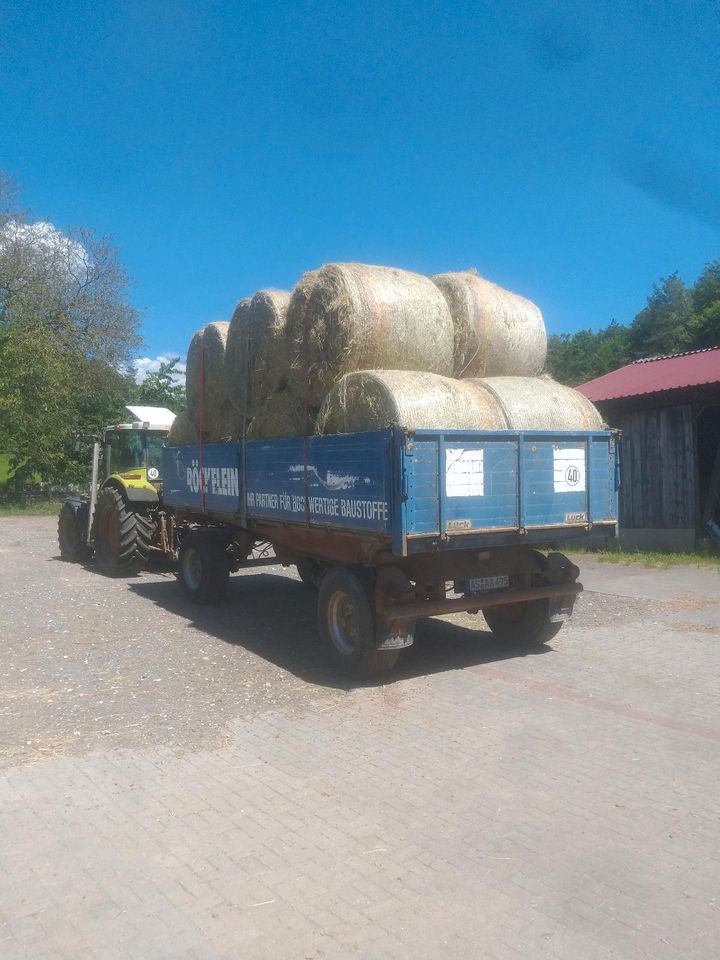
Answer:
431;270;547;377
166;410;198;446
285;263;454;408
316;372;603;434
184;322;236;441
224;290;297;439
470;376;603;430
173;260;603;445
316;371;508;435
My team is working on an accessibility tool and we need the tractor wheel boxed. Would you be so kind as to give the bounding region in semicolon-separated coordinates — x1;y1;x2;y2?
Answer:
58;500;87;562
93;487;153;577
483;599;563;646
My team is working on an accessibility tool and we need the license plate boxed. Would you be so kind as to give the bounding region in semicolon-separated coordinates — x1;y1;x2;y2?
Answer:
465;575;510;593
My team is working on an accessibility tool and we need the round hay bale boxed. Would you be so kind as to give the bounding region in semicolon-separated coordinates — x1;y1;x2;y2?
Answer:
287;263;454;407
316;370;509;435
470;376;605;430
185;321;236;439
166;410;197;446
245;389;307;440
225;290;292;417
432;270;547;377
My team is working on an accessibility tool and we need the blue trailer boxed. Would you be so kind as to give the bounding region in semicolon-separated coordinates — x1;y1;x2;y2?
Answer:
161;426;618;676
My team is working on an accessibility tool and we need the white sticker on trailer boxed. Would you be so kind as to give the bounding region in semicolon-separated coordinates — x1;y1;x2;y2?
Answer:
553;447;586;493
446;448;484;497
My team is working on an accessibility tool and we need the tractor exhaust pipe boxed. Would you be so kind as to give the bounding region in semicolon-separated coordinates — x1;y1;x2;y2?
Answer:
86;441;100;543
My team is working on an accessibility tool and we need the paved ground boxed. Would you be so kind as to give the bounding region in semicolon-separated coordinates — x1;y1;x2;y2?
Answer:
1;517;719;959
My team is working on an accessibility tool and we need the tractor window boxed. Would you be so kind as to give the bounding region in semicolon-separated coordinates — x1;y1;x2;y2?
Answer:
144;432;166;471
104;430;144;475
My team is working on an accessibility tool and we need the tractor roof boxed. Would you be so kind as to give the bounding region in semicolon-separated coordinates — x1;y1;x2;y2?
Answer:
124;405;176;431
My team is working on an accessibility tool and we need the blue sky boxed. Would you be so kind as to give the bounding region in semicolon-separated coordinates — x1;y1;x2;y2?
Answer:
1;0;718;362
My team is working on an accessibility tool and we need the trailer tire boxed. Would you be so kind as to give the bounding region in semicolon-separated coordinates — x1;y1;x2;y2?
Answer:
58;500;88;562
296;558;324;589
318;566;400;678
178;530;230;604
483;598;563;646
94;487;153;577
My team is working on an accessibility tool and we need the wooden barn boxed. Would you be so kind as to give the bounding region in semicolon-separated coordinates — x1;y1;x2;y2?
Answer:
578;347;720;550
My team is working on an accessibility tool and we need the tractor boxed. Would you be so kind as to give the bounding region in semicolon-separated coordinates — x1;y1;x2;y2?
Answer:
57;405;176;576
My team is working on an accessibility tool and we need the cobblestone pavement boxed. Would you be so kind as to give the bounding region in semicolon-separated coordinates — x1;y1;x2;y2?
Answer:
1;517;719;959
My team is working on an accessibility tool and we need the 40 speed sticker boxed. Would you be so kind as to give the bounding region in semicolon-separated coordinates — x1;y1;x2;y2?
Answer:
553;448;586;493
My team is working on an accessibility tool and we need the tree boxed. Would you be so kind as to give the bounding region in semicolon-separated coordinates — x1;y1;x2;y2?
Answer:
0;173;141;488
628;273;693;359
547;260;720;386
546;322;631;386
689;260;720;348
131;358;186;412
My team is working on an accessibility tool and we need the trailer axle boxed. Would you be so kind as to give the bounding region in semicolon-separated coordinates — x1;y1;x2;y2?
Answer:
377;581;583;619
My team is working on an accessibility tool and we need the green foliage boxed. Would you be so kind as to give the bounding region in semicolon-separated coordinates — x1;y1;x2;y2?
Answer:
0;173;141;490
0;321;134;489
0;499;65;516
689;260;720;348
628;274;693;358
131;358;186;412
547;322;631;386
588;548;720;570
547;260;720;385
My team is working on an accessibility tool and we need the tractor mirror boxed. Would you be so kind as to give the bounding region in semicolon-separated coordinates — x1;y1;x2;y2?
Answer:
71;432;82;460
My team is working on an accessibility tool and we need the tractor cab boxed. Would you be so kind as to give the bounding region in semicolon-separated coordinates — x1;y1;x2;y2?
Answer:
102;406;175;489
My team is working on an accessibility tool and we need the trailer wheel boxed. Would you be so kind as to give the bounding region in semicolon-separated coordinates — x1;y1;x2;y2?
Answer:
318;566;400;678
178;530;230;604
296;558;324;589
483;599;563;646
94;487;153;577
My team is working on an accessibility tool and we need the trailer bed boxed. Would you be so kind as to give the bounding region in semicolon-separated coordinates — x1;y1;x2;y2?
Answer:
162;427;618;554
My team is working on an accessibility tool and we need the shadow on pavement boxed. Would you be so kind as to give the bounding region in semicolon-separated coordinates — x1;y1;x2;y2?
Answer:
129;569;552;690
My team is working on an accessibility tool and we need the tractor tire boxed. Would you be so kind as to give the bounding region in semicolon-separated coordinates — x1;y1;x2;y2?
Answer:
178;529;230;604
318;566;400;679
58;500;88;562
93;486;153;577
483;598;563;646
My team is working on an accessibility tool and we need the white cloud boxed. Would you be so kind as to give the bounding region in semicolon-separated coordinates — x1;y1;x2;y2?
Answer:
133;355;186;385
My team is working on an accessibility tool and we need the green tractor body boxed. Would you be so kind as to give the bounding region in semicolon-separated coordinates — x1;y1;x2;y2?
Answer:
58;406;175;575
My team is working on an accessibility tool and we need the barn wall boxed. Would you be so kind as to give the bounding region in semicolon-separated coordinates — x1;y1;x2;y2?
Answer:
616;404;696;530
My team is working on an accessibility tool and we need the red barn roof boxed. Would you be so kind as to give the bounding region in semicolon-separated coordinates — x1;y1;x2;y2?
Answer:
577;347;720;402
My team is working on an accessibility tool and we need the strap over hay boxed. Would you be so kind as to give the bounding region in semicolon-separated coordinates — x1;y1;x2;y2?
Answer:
432;270;547;378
